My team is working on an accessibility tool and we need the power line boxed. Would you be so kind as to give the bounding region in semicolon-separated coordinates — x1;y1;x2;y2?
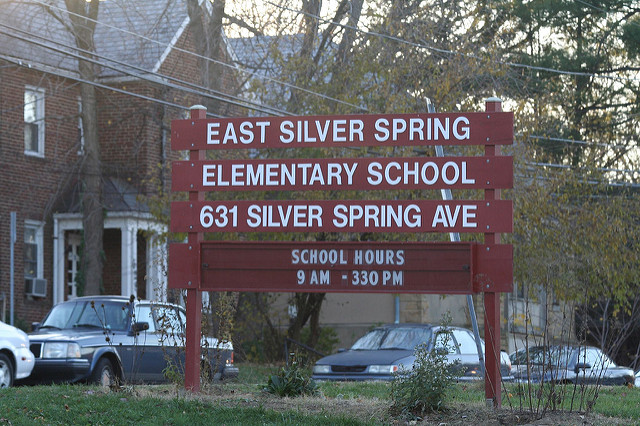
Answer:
29;0;366;113
527;161;639;177
7;0;638;168
0;22;291;117
6;20;636;160
264;0;640;84
1;54;192;114
526;134;634;151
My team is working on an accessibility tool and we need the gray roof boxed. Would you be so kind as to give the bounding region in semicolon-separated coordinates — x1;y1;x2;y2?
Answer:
226;34;307;113
0;0;189;79
61;177;149;214
227;34;305;77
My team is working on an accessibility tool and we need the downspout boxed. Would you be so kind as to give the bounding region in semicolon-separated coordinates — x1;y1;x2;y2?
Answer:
52;217;59;305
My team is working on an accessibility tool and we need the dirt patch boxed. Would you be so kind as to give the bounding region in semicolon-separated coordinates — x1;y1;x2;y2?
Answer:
120;385;633;425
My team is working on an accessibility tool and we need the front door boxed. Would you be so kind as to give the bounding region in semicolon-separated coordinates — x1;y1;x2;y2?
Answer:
66;233;81;300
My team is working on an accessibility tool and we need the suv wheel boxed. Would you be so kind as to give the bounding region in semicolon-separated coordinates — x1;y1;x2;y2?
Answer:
91;358;116;387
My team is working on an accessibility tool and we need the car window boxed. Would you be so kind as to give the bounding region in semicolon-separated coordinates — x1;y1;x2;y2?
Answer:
41;300;130;331
452;330;477;354
380;327;432;350
351;327;432;351
511;347;572;367
434;331;459;354
152;305;184;336
581;348;612;370
351;329;387;350
135;305;156;332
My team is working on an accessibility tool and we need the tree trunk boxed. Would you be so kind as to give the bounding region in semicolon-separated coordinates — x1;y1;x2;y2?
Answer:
186;0;226;115
64;0;103;295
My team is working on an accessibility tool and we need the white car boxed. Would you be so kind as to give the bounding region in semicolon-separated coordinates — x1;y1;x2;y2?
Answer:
0;320;35;387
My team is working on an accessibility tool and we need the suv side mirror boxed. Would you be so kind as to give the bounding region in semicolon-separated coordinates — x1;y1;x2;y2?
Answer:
132;322;149;333
435;347;449;356
31;322;41;332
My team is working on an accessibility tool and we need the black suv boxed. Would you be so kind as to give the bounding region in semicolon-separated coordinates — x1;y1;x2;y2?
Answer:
23;295;238;385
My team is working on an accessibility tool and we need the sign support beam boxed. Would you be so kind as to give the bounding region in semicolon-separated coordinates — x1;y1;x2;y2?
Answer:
483;97;503;407
184;105;206;392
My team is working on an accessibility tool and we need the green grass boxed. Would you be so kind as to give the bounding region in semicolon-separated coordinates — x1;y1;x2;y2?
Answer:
502;381;640;420
317;380;391;399
2;364;640;425
0;385;368;426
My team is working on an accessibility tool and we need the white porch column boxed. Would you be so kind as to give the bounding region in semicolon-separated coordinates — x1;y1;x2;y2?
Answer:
53;218;65;305
146;236;167;302
121;224;137;297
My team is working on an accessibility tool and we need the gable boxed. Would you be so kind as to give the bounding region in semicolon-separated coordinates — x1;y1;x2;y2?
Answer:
0;0;189;80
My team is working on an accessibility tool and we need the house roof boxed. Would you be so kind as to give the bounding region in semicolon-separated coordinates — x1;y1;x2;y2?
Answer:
60;177;150;214
227;34;306;77
0;0;190;79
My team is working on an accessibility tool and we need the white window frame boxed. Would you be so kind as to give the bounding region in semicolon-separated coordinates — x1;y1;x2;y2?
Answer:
24;85;45;157
24;220;44;279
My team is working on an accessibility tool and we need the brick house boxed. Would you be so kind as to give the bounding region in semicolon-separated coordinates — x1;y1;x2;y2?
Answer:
0;0;236;326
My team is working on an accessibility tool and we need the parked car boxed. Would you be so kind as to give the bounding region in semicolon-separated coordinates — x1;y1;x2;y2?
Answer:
311;323;512;381
0;320;35;388
21;296;238;386
509;345;634;386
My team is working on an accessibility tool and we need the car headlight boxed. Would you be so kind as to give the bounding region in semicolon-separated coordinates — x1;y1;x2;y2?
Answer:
313;365;331;374
42;342;81;359
369;365;398;374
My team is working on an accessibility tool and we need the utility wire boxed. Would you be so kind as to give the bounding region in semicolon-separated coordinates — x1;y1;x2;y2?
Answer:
1;55;194;115
0;22;291;117
264;0;640;83
29;0;366;112
5;23;634;157
6;1;639;169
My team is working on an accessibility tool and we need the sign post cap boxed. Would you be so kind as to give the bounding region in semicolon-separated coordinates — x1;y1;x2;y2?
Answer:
189;105;207;120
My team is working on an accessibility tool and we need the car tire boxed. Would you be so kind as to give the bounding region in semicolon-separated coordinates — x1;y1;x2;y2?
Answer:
91;358;116;387
0;353;14;388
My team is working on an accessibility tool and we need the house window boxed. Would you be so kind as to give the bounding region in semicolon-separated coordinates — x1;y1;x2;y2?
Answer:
24;86;45;156
515;282;527;299
24;221;44;279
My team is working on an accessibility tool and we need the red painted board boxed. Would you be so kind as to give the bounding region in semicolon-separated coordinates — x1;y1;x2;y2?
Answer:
198;241;474;294
171;156;513;192
168;243;200;289
474;244;513;292
170;200;513;234
171;112;513;150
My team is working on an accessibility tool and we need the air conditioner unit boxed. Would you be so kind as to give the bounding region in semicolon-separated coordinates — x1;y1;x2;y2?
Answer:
25;278;47;298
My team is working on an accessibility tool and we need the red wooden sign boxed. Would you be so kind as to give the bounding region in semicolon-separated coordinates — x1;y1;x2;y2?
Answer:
171;112;513;150
199;241;474;293
172;156;513;192
168;241;513;293
170;200;513;233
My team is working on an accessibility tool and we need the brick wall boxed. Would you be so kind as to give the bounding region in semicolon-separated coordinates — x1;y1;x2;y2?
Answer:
0;66;83;325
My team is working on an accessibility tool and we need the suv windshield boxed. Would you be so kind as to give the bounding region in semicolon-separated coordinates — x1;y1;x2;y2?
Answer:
42;300;131;331
351;327;433;351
